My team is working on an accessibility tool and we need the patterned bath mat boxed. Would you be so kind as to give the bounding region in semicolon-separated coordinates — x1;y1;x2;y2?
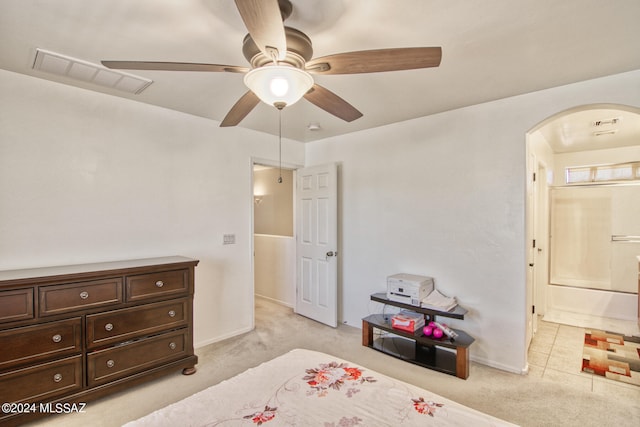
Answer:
582;329;640;387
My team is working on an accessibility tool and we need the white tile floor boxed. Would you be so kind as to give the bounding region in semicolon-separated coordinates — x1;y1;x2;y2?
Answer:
527;315;640;400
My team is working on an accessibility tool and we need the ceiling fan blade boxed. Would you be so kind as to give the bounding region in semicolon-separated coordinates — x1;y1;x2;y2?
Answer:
102;61;248;73
306;47;442;75
220;91;260;127
234;0;287;61
304;84;363;122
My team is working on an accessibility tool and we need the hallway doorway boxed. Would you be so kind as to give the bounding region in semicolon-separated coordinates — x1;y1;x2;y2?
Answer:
253;164;295;307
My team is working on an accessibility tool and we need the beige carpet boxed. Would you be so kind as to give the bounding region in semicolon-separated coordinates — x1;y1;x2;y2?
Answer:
26;298;640;427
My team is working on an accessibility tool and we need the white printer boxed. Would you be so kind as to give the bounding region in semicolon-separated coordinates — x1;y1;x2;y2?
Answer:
386;273;434;306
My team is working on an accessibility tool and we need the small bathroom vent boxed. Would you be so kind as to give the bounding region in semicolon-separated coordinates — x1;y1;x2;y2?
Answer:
592;117;621;127
32;48;152;94
592;129;618;137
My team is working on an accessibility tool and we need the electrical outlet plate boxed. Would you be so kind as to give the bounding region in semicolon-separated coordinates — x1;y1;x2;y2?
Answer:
223;234;236;245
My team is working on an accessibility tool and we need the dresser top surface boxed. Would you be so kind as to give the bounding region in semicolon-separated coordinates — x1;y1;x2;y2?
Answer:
0;256;199;283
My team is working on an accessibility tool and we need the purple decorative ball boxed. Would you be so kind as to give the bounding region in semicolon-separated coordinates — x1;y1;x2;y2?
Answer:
423;326;433;336
432;328;444;339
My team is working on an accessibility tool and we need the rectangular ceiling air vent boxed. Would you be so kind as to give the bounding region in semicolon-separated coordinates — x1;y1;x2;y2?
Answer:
32;48;152;94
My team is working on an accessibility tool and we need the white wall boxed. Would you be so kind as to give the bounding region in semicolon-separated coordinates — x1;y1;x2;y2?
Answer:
0;69;304;348
253;167;293;236
254;234;295;306
305;69;640;373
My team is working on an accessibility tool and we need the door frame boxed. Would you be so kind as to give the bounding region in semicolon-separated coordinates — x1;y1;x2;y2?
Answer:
534;161;550;318
250;156;303;330
525;149;551;352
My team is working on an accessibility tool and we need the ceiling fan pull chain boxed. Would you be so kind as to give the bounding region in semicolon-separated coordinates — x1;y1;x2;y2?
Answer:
278;108;283;184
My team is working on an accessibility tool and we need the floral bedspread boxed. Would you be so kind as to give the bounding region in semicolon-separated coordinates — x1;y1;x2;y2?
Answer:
124;349;516;426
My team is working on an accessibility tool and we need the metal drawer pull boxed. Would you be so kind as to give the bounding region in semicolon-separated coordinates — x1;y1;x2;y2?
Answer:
106;359;115;368
168;310;176;318
52;334;62;343
53;373;62;383
104;323;114;331
155;280;164;288
79;291;89;300
169;342;177;350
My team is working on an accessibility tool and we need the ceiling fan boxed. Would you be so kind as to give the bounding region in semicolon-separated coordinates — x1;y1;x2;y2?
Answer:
102;0;442;127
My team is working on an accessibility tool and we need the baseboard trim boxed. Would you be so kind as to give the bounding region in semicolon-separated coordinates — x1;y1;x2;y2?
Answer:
255;293;293;308
194;325;254;349
470;355;527;375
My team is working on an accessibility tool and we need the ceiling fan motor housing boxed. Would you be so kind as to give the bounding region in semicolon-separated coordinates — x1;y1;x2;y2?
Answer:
242;27;313;69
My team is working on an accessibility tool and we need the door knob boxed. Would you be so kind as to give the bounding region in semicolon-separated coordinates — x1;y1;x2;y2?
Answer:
326;251;337;260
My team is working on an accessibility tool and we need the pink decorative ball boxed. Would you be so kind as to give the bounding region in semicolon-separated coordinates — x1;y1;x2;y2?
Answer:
428;321;436;328
423;326;433;336
432;328;444;339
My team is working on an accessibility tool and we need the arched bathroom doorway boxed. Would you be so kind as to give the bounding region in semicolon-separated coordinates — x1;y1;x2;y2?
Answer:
525;103;640;349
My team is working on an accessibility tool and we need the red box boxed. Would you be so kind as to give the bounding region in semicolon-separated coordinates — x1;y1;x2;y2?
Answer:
391;312;424;332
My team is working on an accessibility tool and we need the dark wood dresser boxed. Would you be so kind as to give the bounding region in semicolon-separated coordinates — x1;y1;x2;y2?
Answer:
0;256;199;426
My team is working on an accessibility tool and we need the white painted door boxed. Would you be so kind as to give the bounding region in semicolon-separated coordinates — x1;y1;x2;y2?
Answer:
295;163;338;327
525;153;536;350
533;163;548;333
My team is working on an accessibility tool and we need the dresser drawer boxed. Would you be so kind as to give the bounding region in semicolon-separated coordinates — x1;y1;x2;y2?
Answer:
0;318;82;371
87;329;188;387
125;269;189;302
86;298;189;348
0;355;83;404
39;278;123;316
0;288;34;323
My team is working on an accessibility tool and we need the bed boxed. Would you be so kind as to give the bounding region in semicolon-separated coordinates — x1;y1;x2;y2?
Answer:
124;349;516;426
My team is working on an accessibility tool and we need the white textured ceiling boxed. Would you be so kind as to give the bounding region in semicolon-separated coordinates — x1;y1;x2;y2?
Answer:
1;0;639;145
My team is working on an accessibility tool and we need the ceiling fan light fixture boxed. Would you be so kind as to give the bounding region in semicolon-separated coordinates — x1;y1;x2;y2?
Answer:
244;65;313;108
